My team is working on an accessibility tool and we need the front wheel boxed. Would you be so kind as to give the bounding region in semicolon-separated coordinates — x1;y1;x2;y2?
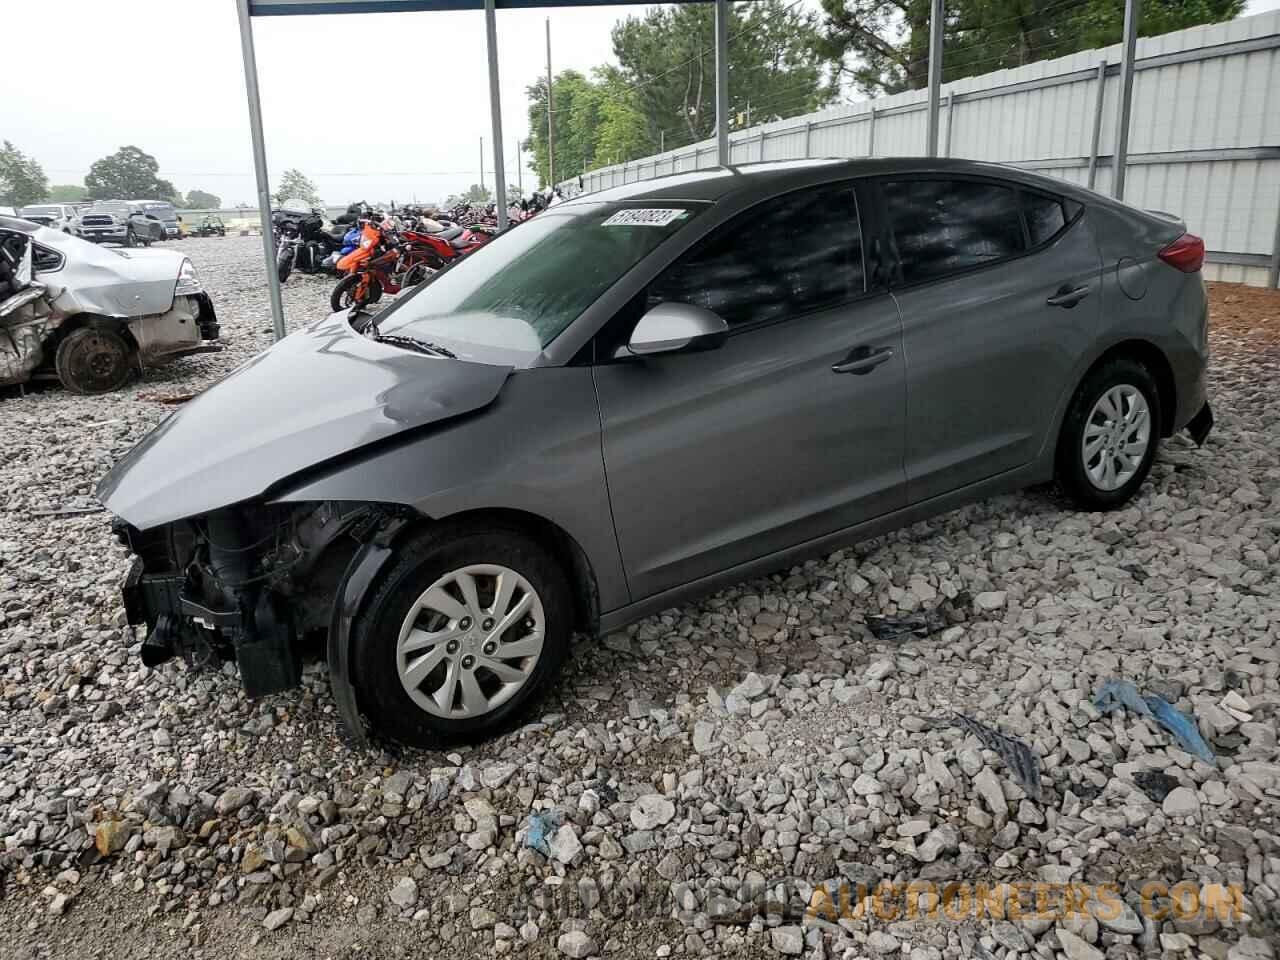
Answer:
351;527;572;746
1056;356;1162;510
330;273;382;313
277;248;293;284
124;229;137;248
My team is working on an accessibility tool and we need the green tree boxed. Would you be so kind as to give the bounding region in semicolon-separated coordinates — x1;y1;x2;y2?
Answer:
820;0;1244;95
47;184;90;202
273;169;321;207
590;68;648;169
611;1;835;147
0;141;50;207
84;145;176;200
445;184;493;207
184;189;222;209
526;70;605;187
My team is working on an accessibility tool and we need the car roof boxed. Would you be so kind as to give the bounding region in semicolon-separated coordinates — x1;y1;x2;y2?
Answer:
0;215;39;234
565;157;1085;206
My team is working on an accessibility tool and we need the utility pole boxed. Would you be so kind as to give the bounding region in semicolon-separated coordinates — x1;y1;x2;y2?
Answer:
480;137;485;191
659;130;665;153
546;18;555;188
516;139;523;196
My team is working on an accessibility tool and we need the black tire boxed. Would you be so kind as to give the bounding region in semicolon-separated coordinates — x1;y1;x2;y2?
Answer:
350;526;573;746
54;325;135;395
402;262;433;287
330;273;382;313
124;228;137;248
277;250;293;284
1056;356;1162;510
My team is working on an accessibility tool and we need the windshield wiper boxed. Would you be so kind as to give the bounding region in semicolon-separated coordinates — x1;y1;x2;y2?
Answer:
373;334;457;359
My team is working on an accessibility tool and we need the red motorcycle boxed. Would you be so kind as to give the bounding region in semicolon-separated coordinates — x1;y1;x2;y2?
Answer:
403;220;495;270
330;221;436;313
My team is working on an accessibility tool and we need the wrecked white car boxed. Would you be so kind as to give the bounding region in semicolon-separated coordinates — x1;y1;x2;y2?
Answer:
0;215;219;394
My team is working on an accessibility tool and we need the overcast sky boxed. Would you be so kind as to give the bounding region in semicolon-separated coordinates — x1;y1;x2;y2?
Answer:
4;0;1278;207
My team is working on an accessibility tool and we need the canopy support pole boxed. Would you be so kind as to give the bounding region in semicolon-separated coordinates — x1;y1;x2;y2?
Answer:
484;0;508;228
715;0;729;166
926;0;944;157
1113;0;1140;200
235;0;286;342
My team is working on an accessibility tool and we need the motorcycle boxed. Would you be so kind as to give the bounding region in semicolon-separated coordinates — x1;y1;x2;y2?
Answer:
402;219;494;270
273;210;348;283
329;221;436;313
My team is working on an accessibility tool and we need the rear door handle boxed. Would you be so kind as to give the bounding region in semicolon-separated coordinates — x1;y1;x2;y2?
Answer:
1047;284;1091;308
832;346;894;375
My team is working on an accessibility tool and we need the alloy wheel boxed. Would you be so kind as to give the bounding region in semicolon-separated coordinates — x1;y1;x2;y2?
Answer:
1081;383;1151;491
396;564;545;719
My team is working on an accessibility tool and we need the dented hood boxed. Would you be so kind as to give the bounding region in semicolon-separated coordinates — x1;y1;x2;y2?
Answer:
98;312;513;529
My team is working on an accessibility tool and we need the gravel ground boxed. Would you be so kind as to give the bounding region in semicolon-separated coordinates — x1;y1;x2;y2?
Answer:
0;236;1277;960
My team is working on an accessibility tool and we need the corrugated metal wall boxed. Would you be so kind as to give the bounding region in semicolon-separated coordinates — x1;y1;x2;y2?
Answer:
563;12;1280;287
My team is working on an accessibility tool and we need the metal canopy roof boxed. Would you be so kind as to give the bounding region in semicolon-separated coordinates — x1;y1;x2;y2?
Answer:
249;0;649;13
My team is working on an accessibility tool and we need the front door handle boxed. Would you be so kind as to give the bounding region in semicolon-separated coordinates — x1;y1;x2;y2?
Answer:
1047;284;1091;308
832;345;894;375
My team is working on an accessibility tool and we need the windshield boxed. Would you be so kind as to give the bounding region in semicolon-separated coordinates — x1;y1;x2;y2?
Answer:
19;205;60;217
375;201;703;363
90;202;130;215
141;202;177;219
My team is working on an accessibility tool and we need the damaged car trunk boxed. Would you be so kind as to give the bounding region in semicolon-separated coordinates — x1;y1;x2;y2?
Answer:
0;215;220;393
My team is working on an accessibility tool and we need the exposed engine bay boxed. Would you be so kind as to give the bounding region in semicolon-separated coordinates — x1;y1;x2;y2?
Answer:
114;501;409;705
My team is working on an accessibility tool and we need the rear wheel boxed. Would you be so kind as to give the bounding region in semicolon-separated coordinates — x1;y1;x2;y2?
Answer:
1056;356;1161;510
351;528;572;746
55;325;134;395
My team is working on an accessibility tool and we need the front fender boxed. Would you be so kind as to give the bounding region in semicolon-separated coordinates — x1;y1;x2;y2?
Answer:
270;366;630;614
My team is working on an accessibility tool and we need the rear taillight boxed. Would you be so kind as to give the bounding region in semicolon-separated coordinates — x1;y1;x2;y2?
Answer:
1157;232;1204;273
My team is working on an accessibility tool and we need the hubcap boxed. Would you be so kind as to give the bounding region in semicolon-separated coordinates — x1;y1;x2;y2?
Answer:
396;564;545;719
1082;384;1151;491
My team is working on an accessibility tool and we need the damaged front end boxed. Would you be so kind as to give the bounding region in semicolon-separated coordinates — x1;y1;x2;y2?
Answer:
114;500;409;714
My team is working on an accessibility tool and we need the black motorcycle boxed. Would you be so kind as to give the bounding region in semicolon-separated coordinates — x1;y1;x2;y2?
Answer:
273;210;347;283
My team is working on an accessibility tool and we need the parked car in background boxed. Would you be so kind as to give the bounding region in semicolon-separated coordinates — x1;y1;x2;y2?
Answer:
0;215;219;393
137;200;181;239
98;158;1212;747
17;204;83;235
79;201;166;247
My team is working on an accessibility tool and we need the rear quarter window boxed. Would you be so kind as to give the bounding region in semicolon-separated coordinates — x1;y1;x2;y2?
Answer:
1025;192;1068;246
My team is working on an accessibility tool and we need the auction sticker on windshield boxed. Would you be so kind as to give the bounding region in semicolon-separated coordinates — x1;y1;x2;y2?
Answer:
602;208;689;227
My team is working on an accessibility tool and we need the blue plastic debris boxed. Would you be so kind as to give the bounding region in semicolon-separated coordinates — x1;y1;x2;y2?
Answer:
1092;678;1215;764
524;810;564;855
1144;695;1216;764
1093;678;1152;718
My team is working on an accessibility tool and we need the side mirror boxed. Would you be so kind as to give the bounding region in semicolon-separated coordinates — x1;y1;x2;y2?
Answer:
622;301;729;358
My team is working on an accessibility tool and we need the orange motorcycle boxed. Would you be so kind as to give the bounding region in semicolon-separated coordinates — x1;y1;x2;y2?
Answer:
330;221;434;314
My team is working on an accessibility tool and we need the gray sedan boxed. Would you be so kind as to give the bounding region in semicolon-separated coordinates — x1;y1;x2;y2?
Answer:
98;158;1213;746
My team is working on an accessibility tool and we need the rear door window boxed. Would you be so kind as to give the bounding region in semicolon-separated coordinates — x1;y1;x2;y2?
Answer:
882;179;1025;285
647;182;865;329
